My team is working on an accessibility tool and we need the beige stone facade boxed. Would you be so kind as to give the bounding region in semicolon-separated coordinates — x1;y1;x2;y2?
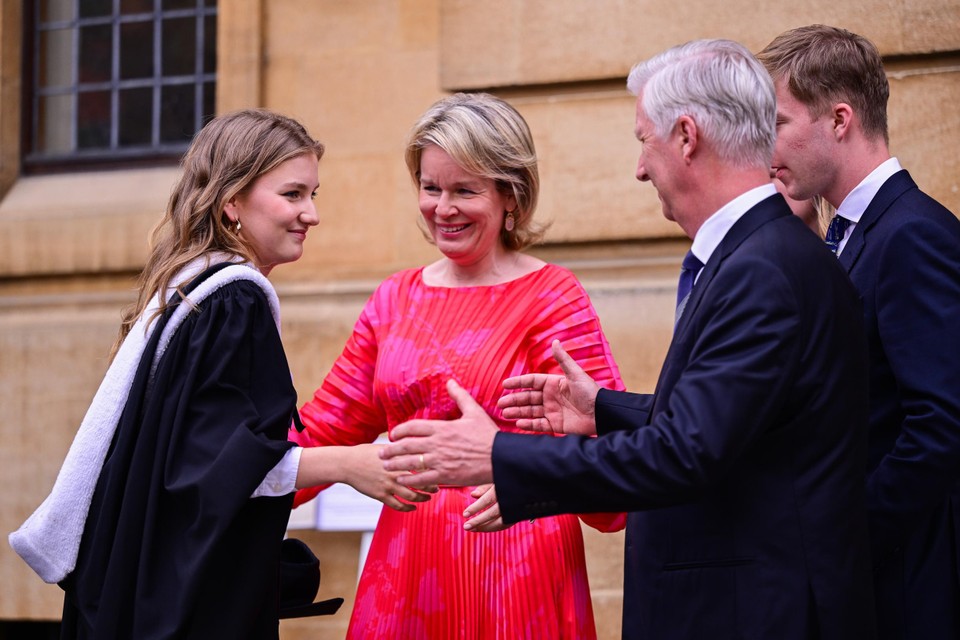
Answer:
1;2;957;639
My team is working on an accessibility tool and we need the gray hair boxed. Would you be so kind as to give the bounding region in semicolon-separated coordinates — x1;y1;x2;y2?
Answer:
627;39;776;169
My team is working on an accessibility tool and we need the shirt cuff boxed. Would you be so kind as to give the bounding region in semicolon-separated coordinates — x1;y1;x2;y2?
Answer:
251;446;302;498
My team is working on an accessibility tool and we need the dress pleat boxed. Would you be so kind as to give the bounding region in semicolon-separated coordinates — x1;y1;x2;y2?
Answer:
291;265;625;639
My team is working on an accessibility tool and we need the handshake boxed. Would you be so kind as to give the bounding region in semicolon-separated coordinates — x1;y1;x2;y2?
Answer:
379;340;598;531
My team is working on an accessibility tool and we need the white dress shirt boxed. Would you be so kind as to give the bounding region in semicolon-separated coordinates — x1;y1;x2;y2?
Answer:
688;183;779;277
834;157;902;255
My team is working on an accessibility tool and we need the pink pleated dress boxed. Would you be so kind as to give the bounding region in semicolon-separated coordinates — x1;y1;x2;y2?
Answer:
291;264;625;639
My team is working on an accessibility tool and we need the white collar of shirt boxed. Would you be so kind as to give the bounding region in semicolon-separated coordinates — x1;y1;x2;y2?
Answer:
689;183;778;279
834;157;901;254
836;156;902;224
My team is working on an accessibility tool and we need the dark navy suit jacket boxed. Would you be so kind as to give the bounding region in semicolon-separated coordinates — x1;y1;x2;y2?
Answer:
494;195;877;639
839;170;960;639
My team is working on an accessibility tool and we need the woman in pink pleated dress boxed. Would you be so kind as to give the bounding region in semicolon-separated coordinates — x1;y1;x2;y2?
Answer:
291;92;625;639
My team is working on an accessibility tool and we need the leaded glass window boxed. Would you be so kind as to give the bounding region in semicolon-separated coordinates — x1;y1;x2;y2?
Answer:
24;0;216;172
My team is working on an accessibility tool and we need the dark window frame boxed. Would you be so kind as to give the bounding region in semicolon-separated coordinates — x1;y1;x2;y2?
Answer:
21;0;216;175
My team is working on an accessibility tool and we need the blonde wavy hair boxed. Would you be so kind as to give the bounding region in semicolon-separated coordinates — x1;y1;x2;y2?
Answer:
112;109;324;356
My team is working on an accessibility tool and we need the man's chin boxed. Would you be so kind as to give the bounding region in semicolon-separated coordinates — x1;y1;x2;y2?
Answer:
782;182;814;203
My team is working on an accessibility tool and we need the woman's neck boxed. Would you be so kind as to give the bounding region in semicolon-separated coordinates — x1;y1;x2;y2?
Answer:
422;251;545;287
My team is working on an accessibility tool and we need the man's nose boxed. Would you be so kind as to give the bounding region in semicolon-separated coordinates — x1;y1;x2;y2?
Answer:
636;156;649;182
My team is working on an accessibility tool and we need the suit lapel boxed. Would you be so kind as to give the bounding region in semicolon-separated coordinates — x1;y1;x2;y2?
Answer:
674;195;790;335
839;170;916;272
649;195;791;418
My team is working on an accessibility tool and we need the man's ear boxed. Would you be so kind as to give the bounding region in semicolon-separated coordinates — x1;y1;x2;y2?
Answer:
832;103;854;141
677;115;698;163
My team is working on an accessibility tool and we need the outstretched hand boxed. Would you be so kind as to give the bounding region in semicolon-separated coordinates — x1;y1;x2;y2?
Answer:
380;379;498;489
498;340;600;436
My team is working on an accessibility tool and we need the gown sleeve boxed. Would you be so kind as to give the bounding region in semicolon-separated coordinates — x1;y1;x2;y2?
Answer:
155;280;297;513
523;268;627;532
290;295;387;507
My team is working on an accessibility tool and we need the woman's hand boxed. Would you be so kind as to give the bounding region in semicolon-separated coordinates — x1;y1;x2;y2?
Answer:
344;444;437;512
298;444;437;512
462;484;511;532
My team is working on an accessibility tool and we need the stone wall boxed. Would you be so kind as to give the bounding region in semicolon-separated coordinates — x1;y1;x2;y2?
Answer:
1;2;957;638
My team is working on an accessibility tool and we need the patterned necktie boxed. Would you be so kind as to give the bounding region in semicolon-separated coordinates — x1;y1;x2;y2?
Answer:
675;250;704;324
824;214;851;255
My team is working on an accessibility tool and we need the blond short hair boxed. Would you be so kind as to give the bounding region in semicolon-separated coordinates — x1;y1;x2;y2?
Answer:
758;24;889;145
405;93;544;251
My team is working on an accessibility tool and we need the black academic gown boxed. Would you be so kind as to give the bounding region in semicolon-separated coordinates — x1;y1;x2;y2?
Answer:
60;275;297;640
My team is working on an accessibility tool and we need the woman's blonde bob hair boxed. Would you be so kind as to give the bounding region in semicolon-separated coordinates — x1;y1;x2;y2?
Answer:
404;93;545;251
113;108;324;355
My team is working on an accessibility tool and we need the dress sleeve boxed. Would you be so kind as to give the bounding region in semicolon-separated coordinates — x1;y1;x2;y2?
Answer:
526;268;625;391
290;296;388;507
527;268;627;532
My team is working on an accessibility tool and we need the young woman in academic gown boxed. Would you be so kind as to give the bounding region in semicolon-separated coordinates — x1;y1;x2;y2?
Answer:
11;109;429;639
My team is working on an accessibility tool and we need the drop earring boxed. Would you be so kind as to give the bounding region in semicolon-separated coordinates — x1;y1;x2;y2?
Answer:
235;218;242;233
504;212;515;232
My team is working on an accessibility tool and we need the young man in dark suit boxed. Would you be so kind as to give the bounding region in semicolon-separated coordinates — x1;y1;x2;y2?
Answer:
382;39;876;639
759;25;960;640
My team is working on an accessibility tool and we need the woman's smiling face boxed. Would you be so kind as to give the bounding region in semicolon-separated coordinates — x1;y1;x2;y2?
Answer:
224;152;320;275
417;144;515;269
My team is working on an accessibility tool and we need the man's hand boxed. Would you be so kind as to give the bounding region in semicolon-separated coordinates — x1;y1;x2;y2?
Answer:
498;340;600;436
381;379;497;489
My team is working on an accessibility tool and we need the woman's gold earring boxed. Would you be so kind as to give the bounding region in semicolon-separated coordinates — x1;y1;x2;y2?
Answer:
504;212;515;232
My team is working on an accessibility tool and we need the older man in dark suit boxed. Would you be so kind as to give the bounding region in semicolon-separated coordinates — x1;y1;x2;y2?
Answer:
759;25;960;640
382;39;876;639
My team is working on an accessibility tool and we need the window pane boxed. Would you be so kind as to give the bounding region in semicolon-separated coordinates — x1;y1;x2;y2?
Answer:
120;0;154;14
41;0;76;23
203;14;216;74
160;83;194;143
79;0;112;18
202;81;215;123
28;0;216;167
119;87;153;145
38;94;75;154
162;17;196;76
78;24;112;83
77;90;111;148
163;0;196;10
39;28;74;88
120;20;154;79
